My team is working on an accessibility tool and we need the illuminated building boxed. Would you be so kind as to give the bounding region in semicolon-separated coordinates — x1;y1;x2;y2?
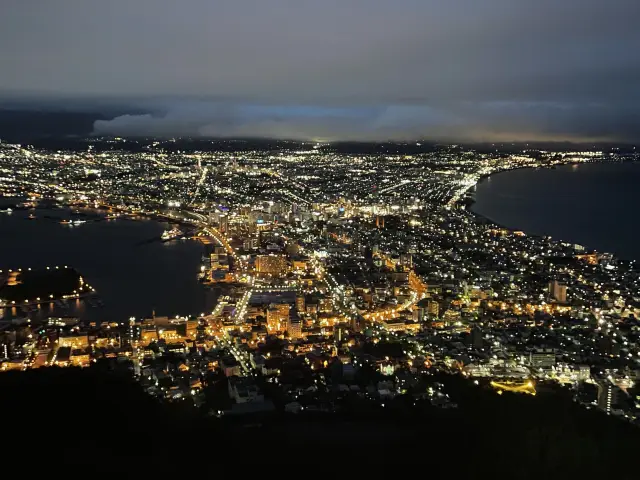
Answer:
255;255;288;275
140;327;158;345
295;294;305;313
1;359;25;371
404;321;420;333
70;349;91;367
287;311;302;339
158;327;186;343
334;325;347;343
58;333;89;349
166;342;186;354
219;214;228;233
94;337;118;348
210;253;230;270
549;280;567;303
186;319;198;339
529;350;556;369
442;309;459;326
382;318;406;331
576;365;591;382
267;303;290;333
243;237;259;250
428;300;440;318
305;302;318;318
399;253;413;268
292;258;309;271
415;298;429;322
318;295;333;313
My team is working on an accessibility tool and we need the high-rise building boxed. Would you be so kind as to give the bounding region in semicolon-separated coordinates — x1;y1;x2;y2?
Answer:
186;319;199;339
399;253;413;269
428;299;440;318
469;327;484;350
295;294;305;313
267;303;290;333
208;210;220;226
219;214;229;233
287;311;302;339
318;295;333;313
334;325;348;343
549;280;568;303
243;236;259;250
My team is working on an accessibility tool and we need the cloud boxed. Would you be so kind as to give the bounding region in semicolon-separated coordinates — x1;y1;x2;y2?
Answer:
2;0;640;141
92;102;459;141
92;100;639;143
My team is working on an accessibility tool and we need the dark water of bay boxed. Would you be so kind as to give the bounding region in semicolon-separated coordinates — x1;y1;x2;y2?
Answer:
0;206;218;323
472;161;640;261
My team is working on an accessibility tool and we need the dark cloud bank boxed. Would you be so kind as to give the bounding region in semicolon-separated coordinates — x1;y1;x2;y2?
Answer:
2;0;639;142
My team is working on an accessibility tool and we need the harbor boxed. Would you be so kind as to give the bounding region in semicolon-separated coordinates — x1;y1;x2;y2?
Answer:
0;205;220;323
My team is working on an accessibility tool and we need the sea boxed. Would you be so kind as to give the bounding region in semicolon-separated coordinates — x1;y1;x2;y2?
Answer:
0;204;219;323
472;161;640;261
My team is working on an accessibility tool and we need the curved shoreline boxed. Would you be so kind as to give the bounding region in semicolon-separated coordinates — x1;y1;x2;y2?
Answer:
0;205;215;321
471;158;616;192
464;160;639;262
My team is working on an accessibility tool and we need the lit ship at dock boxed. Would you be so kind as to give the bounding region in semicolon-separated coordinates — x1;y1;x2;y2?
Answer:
161;227;183;241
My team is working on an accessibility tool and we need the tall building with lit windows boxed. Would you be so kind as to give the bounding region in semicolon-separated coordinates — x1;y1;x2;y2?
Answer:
219;214;229;233
287;311;302;339
549;280;567;303
295;294;305;313
399;253;413;269
267;303;290;333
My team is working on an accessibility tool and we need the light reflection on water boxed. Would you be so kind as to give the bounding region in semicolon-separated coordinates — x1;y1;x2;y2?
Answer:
0;208;218;323
472;161;640;261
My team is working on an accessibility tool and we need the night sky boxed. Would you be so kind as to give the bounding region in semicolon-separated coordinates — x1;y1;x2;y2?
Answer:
2;0;639;142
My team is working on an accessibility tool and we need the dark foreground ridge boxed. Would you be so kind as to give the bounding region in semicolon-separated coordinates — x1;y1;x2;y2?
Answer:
1;366;637;478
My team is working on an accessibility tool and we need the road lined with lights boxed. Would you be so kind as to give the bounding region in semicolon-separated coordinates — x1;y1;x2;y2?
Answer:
189;166;209;205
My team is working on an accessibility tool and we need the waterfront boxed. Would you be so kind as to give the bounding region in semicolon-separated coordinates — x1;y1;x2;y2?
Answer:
472;161;640;261
3;138;640;447
0;207;218;322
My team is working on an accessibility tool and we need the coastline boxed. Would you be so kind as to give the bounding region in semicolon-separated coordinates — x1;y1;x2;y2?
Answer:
469;158;612;195
0;291;93;309
0;205;217;321
462;160;640;262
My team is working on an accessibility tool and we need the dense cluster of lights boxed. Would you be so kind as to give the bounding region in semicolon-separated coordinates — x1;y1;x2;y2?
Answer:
2;139;639;419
